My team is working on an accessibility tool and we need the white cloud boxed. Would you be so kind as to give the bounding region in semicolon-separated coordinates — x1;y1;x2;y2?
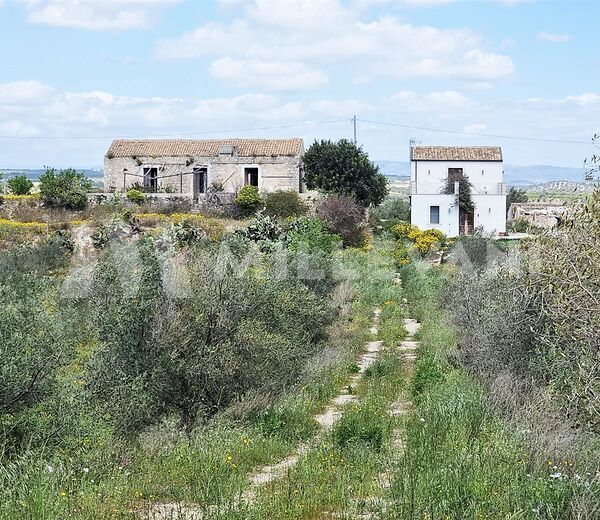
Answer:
0;81;54;105
536;31;571;43
156;1;515;87
209;58;328;91
0;81;597;168
388;90;470;112
16;0;182;30
565;93;600;106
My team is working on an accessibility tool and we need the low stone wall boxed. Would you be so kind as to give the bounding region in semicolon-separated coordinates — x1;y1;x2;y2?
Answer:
87;192;237;213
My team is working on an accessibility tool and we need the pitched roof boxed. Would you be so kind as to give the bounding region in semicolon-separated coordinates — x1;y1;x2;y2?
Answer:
411;146;503;162
106;138;304;158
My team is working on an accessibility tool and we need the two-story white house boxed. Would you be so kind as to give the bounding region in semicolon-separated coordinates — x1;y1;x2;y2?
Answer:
410;146;507;237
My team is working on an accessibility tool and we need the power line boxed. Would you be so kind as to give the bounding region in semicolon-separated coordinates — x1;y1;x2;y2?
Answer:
357;118;592;146
0;119;349;140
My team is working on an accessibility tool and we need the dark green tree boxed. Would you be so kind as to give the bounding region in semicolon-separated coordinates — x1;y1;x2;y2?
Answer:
303;139;388;206
506;186;528;212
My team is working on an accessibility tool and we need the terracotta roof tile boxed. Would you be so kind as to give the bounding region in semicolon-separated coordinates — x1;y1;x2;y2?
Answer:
411;146;502;162
106;138;304;158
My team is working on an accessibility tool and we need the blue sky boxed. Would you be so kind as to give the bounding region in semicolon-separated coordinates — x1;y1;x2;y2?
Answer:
0;0;598;168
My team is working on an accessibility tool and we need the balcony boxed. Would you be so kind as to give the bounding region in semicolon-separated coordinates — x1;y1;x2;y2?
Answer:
411;181;506;195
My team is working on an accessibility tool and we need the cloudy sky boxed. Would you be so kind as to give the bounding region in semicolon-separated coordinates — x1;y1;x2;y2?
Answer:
0;0;598;168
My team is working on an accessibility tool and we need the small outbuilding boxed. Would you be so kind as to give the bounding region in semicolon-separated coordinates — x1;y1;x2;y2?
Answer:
103;138;304;199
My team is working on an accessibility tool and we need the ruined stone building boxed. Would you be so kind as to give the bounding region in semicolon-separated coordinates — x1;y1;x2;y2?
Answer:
103;138;304;199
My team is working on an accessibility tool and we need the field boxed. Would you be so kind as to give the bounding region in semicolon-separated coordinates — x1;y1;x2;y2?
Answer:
0;192;599;519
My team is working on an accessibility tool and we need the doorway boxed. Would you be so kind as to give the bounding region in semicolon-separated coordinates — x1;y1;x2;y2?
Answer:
143;167;158;192
193;168;208;201
459;208;475;235
244;167;259;187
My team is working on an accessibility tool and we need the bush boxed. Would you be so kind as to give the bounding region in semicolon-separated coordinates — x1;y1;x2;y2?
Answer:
0;243;75;452
39;168;93;210
370;198;410;232
164;219;208;248
7;175;33;196
285;216;340;254
316;195;367;247
126;188;145;204
235;185;263;216
391;221;418;240
507;217;531;233
86;241;335;435
264;190;307;218
241;212;283;252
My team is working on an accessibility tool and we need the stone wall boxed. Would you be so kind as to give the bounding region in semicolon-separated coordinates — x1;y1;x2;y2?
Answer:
104;155;303;194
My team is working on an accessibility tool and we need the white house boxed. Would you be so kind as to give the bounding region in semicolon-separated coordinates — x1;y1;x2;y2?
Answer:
410;146;507;237
103;138;304;198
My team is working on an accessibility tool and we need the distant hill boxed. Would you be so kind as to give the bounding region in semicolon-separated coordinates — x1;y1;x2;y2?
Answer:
1;163;589;189
375;161;587;187
0;168;103;180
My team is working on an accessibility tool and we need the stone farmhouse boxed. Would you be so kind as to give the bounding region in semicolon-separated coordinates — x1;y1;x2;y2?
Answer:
103;138;304;199
410;146;507;237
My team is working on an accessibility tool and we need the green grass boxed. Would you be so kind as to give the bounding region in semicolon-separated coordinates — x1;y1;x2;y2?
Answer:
235;242;410;519
387;260;599;520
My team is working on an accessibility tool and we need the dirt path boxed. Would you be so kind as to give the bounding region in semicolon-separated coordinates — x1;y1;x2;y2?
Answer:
146;308;385;519
338;315;421;520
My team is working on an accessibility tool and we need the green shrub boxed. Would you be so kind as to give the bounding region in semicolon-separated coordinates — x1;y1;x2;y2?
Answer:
161;219;208;248
90;219;129;249
240;212;283;253
264;190;307;218
39;168;93;210
126;188;145;204
7;175;34;196
86;241;335;435
507;217;531;233
333;397;391;451
235;185;263;216
285;216;340;254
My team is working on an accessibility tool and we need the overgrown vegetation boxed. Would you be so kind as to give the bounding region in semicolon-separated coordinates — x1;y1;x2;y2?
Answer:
393;258;600;518
235;185;263;216
39;168;93;210
264;190;307;218
7;175;34;196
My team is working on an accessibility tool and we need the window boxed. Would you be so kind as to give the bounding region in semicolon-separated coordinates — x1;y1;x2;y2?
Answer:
448;167;463;181
430;205;440;224
245;167;259;187
143;167;158;192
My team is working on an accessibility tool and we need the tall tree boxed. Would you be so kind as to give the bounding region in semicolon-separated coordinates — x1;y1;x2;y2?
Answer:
506;186;528;212
303;139;388;206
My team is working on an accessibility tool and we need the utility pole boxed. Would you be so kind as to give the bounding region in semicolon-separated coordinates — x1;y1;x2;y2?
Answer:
353;115;357;145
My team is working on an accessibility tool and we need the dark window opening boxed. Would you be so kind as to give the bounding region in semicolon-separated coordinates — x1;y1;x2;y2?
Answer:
430;205;440;224
245;167;259;187
193;168;208;200
143;167;158;192
448;167;463;182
